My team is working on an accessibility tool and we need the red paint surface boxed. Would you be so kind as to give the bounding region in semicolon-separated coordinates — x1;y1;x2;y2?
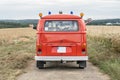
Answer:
36;14;87;57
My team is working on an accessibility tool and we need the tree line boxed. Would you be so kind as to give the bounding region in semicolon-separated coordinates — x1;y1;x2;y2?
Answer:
0;18;120;29
0;21;28;28
87;18;120;26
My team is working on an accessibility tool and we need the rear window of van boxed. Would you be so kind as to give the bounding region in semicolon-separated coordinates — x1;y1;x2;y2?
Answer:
44;20;79;32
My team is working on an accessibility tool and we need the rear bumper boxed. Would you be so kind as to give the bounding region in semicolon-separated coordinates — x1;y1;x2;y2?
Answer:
35;56;88;61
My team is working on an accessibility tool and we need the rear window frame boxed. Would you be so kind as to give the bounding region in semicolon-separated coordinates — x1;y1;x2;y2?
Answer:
44;20;80;32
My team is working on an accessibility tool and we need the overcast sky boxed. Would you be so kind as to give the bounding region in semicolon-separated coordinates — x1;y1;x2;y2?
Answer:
0;0;120;20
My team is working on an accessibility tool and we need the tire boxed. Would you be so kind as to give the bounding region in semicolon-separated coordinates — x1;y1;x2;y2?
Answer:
78;61;86;69
36;61;45;69
79;66;85;69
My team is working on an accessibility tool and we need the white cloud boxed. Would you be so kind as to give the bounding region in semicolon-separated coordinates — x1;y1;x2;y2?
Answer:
0;0;120;19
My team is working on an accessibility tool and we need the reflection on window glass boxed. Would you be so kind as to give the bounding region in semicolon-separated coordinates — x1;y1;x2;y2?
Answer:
44;21;79;32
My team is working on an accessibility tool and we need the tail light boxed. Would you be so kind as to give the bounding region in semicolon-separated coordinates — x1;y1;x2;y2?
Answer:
82;49;86;54
37;45;42;54
37;49;42;54
82;43;86;54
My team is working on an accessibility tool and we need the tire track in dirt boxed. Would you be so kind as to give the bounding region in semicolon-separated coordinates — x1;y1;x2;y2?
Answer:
17;62;110;80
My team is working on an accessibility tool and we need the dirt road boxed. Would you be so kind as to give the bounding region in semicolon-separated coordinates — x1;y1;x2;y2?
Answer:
17;62;110;80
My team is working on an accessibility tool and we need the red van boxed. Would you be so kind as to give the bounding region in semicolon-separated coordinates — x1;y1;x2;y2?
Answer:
33;12;88;69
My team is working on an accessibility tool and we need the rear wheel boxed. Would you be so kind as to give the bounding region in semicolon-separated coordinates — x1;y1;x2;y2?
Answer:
77;61;86;69
36;61;45;69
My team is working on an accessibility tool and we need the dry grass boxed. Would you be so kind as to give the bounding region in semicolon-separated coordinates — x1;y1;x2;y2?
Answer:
87;26;120;52
87;26;120;80
0;28;35;39
0;26;120;80
0;28;36;45
0;28;36;80
87;26;120;37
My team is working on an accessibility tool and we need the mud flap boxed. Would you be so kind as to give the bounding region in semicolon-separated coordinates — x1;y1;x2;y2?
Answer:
77;61;86;69
36;61;46;69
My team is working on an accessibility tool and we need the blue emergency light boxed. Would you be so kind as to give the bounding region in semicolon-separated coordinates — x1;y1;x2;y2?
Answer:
48;11;51;15
70;11;73;14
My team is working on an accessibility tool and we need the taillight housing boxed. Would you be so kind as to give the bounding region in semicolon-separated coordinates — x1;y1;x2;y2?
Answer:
37;49;42;54
81;43;86;54
37;45;42;54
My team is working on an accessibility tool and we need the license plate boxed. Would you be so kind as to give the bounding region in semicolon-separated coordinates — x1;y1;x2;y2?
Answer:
57;47;66;53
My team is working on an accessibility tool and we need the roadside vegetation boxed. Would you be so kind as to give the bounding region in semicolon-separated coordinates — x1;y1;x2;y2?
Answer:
0;28;36;80
0;26;120;80
87;26;120;80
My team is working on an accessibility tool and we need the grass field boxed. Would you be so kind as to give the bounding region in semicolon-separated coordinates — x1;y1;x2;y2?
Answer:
87;26;120;80
0;28;36;80
0;26;120;80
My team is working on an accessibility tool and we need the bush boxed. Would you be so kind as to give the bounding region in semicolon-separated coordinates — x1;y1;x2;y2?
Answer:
88;35;120;80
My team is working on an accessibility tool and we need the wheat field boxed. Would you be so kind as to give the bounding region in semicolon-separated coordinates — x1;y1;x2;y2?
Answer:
0;26;120;50
0;28;36;45
0;26;120;41
0;28;36;80
0;26;120;80
0;28;35;38
87;26;120;37
87;26;120;80
0;26;120;38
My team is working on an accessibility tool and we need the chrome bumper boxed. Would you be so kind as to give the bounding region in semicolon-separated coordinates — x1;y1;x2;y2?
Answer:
35;56;88;61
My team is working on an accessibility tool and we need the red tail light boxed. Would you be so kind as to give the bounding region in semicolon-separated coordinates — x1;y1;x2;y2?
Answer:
38;49;42;54
82;43;86;54
37;45;42;54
